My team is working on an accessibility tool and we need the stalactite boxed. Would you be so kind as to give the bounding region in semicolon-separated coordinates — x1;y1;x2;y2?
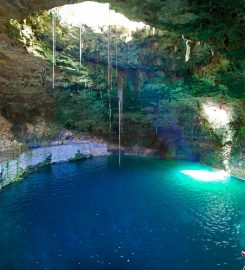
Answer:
79;25;83;67
107;3;112;131
182;34;191;62
52;12;56;88
152;27;156;36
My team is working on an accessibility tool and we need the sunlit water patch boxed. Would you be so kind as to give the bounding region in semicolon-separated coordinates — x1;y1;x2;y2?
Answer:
0;156;244;269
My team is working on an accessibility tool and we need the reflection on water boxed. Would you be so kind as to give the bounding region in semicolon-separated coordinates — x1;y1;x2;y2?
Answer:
0;156;244;269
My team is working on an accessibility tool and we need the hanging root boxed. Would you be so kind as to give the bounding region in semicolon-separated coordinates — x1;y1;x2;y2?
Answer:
52;12;56;88
108;3;112;131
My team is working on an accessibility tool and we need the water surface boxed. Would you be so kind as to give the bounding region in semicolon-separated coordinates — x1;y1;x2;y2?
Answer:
0;156;244;269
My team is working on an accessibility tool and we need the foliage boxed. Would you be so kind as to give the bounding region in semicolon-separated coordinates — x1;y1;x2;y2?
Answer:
6;9;244;154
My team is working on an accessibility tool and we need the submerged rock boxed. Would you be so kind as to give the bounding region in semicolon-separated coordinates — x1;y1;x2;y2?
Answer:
68;150;93;162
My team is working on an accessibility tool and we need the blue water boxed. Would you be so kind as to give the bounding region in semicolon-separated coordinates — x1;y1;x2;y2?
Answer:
0;156;245;270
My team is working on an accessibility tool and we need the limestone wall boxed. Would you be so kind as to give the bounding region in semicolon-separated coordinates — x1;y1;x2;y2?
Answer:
0;143;108;189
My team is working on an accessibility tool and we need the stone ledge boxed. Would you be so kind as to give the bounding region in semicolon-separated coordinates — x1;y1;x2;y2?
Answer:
0;143;109;189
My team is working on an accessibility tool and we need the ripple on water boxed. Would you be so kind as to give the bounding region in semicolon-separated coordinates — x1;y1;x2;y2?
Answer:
0;156;244;270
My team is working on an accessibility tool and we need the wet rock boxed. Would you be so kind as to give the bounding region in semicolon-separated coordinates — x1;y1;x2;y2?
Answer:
0;170;3;183
0;142;108;189
62;131;74;140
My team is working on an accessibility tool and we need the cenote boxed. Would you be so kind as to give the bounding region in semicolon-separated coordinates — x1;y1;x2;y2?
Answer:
0;0;245;269
0;156;245;269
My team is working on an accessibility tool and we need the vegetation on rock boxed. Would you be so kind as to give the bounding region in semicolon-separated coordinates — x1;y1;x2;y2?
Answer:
0;1;244;177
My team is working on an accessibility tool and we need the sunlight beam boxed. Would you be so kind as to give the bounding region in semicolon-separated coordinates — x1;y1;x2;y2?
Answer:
56;1;146;35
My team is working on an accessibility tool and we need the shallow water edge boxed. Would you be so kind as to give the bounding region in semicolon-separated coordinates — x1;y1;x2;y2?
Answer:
0;143;108;189
1;141;244;191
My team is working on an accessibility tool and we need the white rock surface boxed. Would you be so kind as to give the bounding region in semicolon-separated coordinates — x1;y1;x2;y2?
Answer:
0;143;108;188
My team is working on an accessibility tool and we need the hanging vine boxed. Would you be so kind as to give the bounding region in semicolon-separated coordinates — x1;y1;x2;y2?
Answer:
107;3;112;131
52;11;56;88
79;25;83;67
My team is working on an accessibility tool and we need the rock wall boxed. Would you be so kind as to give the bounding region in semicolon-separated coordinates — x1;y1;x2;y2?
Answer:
0;143;108;189
149;97;245;179
0;1;243;181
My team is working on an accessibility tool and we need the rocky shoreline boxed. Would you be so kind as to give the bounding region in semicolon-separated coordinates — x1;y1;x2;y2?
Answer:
0;142;109;190
0;131;244;190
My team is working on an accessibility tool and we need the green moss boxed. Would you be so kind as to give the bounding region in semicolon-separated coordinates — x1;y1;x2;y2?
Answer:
68;150;92;162
20;154;52;179
3;6;243;176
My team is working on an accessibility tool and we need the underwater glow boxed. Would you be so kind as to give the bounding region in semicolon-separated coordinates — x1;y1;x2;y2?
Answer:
56;1;146;34
181;169;229;182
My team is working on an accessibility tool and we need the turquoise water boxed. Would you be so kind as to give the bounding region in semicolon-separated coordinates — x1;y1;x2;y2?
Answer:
0;156;245;269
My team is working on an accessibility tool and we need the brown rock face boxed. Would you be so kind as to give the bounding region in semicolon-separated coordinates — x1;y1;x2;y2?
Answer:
0;30;53;138
0;114;13;139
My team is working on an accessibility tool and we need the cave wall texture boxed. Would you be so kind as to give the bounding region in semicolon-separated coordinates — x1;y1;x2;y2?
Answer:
0;0;244;177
